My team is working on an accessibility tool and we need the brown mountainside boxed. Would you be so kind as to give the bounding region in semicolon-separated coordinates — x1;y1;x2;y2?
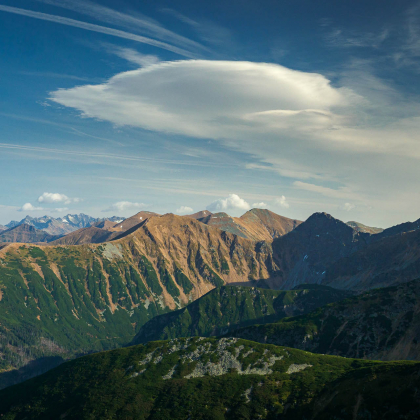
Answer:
198;208;301;242
108;211;159;232
49;226;118;246
185;210;212;219
0;224;59;243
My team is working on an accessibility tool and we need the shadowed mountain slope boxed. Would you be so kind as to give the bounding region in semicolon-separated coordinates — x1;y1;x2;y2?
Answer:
0;338;419;419
372;217;420;241
228;279;420;361
132;284;352;344
324;228;420;290
265;212;370;289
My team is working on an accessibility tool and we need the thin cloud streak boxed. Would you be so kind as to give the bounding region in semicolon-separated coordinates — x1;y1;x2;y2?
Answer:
0;142;237;169
35;0;206;53
0;5;195;57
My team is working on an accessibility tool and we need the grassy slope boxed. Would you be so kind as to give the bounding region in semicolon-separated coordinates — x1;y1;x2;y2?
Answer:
133;285;352;344
227;279;420;361
0;338;419;419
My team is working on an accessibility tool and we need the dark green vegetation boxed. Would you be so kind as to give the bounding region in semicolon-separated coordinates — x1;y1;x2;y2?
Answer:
133;285;352;345
228;279;420;361
0;245;171;388
0;337;419;419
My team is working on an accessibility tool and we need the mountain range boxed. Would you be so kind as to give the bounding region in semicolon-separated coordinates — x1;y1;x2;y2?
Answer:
4;213;125;236
1;207;420;414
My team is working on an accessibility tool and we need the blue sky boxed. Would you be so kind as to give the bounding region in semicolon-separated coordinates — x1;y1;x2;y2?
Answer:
0;0;420;227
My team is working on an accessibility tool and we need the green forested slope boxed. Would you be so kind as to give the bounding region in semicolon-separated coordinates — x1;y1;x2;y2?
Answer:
227;279;420;361
133;285;352;344
0;338;419;419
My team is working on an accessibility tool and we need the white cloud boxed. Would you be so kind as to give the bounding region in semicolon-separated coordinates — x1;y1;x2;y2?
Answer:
252;202;268;209
176;206;193;214
19;203;44;212
341;203;356;211
207;194;251;212
37;192;80;205
50;60;344;141
273;196;290;209
107;46;160;67
103;201;146;213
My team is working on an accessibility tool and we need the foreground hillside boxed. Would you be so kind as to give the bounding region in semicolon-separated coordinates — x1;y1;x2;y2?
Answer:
133;284;352;344
0;338;419;419
228;279;420;361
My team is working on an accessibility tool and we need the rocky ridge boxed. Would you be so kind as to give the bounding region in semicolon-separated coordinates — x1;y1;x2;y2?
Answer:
0;337;419;419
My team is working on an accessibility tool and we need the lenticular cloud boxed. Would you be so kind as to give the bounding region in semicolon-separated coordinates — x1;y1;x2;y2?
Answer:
49;60;345;139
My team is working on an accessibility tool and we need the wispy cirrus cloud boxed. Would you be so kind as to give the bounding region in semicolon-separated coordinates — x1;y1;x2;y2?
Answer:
293;181;361;201
0;5;197;58
34;0;206;53
325;27;390;49
161;8;234;48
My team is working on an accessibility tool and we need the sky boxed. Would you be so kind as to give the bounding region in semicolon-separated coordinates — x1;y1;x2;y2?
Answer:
0;0;420;228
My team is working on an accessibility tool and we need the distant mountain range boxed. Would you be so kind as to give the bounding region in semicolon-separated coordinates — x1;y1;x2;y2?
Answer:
4;213;125;236
0;224;61;244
